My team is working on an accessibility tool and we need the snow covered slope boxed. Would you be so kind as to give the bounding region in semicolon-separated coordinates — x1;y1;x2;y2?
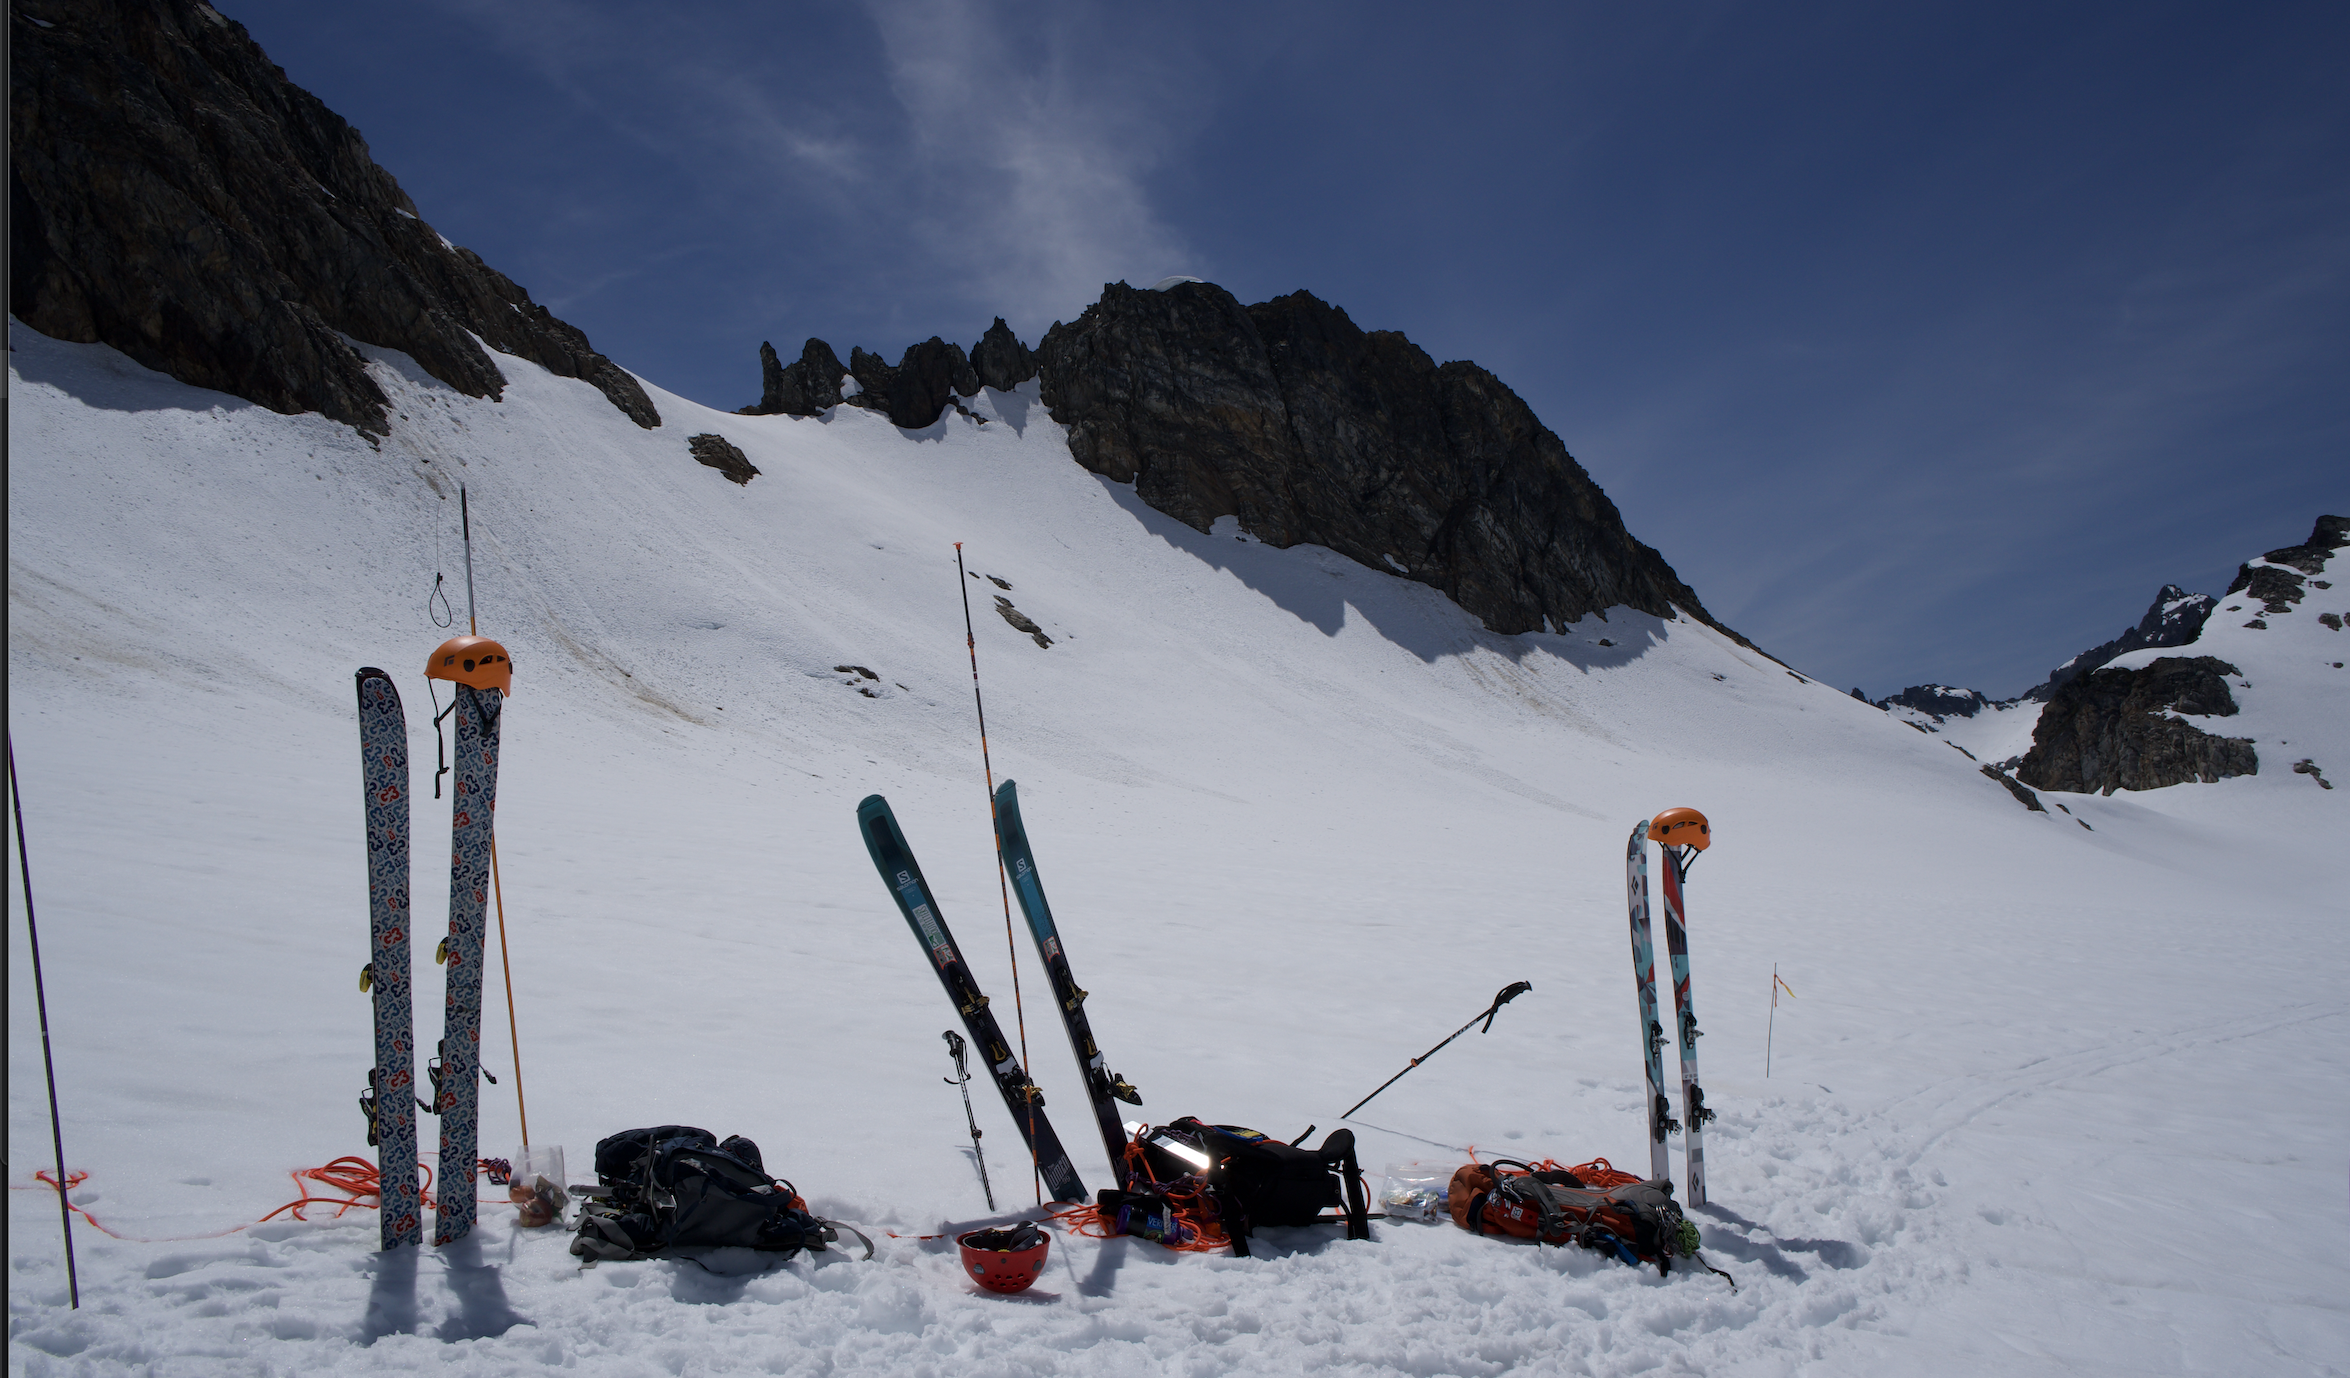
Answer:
1877;691;2046;768
8;325;2345;1376
2099;541;2350;789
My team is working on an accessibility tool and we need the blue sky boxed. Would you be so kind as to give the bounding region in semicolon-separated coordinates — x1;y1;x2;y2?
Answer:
231;0;2345;697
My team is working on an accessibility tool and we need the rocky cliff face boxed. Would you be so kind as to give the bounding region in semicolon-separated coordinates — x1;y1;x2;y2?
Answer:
2221;515;2347;618
751;330;1007;429
740;282;1739;646
1035;281;1744;642
9;0;658;436
2024;584;2217;702
1875;685;1992;718
2016;656;2257;794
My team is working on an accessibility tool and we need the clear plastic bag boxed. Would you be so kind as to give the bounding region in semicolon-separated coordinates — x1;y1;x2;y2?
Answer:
1379;1161;1451;1223
510;1144;568;1227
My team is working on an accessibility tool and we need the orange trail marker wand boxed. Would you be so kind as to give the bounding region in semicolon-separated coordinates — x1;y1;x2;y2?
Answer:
1768;967;1795;1077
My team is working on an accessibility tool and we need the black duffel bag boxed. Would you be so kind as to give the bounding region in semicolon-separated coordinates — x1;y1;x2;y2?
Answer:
570;1125;868;1263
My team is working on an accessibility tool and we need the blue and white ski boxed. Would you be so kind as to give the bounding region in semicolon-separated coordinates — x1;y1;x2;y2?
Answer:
1656;842;1713;1204
858;793;1085;1203
994;779;1140;1186
432;683;502;1244
355;669;422;1249
1625;820;1678;1183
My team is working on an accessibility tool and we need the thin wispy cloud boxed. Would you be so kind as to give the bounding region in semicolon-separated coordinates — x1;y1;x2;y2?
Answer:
862;0;1201;327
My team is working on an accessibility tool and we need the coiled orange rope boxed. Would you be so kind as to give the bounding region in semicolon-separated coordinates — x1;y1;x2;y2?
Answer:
17;1157;506;1243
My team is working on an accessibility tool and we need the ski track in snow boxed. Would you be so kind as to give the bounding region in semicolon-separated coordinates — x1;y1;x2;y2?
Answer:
7;326;2347;1376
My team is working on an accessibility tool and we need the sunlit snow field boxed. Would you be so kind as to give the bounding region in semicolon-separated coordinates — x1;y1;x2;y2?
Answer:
8;326;2345;1375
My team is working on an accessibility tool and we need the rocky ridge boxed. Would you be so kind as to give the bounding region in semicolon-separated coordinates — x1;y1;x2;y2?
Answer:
9;0;658;436
1036;281;1743;642
1864;582;2221;746
745;280;1747;645
2011;515;2345;794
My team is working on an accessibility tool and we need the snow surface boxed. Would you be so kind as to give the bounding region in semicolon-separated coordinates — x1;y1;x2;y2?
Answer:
1879;698;2047;770
7;323;2346;1375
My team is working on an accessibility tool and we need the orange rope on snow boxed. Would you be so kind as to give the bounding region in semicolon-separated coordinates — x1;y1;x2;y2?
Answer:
16;1157;512;1243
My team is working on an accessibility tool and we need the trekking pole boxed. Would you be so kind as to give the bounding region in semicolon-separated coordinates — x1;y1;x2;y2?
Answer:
460;486;478;636
8;733;80;1308
943;1030;997;1211
954;543;1040;1204
1340;981;1532;1119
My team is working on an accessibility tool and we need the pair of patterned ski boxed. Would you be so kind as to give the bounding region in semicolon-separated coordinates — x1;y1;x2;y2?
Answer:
1625;812;1715;1205
859;781;1140;1204
355;668;502;1248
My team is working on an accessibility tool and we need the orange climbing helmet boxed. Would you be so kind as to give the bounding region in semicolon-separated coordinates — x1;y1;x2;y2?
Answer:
1647;807;1710;850
425;636;514;696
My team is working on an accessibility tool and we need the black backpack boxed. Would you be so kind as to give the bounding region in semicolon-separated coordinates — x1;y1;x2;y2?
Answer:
569;1126;867;1263
1138;1119;1368;1257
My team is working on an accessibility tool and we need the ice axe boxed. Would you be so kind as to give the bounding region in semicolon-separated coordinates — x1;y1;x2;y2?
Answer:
1340;981;1533;1119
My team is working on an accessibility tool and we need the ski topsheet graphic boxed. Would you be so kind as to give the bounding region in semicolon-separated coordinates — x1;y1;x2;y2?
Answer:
355;668;422;1249
994;779;1140;1185
858;793;1086;1203
432;680;503;1244
1625;819;1679;1182
1650;808;1716;1206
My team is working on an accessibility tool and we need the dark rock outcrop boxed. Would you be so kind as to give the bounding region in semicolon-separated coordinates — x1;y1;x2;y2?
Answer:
756;338;846;416
993;597;1052;648
2229;565;2305;614
1980;763;2047;812
2024;584;2216;701
2016;656;2258;794
887;337;980;428
1877;685;1991;718
1036;281;1745;643
686;433;758;485
2253;515;2348;576
10;0;657;435
971;317;1037;391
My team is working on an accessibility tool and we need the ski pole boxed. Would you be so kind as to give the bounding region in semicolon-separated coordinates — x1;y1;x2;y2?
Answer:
9;733;80;1308
944;1030;996;1211
460;486;478;636
1340;981;1532;1119
954;543;1039;1204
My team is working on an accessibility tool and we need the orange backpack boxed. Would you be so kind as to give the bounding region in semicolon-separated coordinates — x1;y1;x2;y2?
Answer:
1449;1158;1729;1285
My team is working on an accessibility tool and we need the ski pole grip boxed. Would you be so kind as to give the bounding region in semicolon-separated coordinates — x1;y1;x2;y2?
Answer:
1482;980;1532;1032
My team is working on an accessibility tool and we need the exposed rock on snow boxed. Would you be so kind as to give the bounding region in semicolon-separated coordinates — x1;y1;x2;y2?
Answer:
7;0;657;434
993;596;1052;647
1034;280;1744;644
1979;763;2047;812
2023;583;2217;702
1876;685;1992;718
2016;656;2257;794
2230;565;2306;614
971;317;1039;391
755;338;848;416
686;432;759;485
2252;514;2349;575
